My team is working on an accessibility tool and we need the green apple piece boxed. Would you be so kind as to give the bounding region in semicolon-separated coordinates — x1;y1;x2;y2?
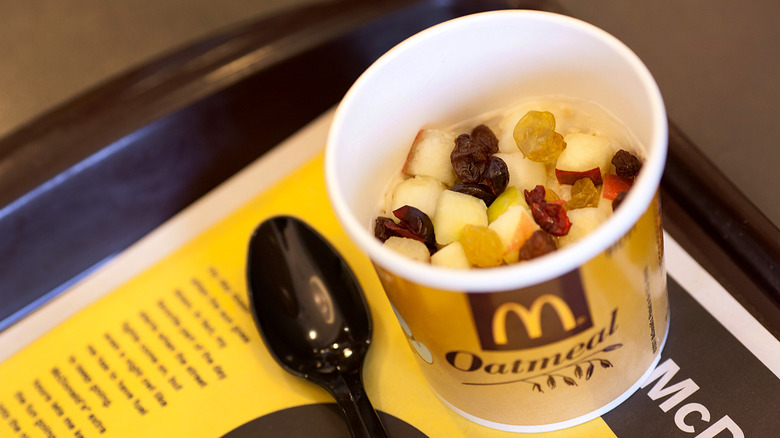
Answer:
402;129;458;186
488;205;540;264
383;236;430;263
430;241;471;269
557;205;610;248
494;152;547;193
391;175;446;219
487;186;529;223
433;190;488;245
556;133;612;183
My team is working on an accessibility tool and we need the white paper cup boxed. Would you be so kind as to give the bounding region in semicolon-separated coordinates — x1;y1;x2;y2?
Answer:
326;10;668;432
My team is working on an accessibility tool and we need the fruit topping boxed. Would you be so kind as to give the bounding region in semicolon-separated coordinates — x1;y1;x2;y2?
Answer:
557;206;609;248
488;205;539;264
555;167;602;186
612;191;628;211
471;124;499;155
430;241;471;269
524;185;571;236
487;186;528;223
403;129;459;185
384;236;431;263
451;133;492;183
545;187;562;203
391;175;446;219
374;216;429;245
433;190;488;245
612;149;642;178
566;178;600;210
393;205;436;250
374;206;437;252
376;101;646;268
374;217;399;243
483;156;509;196
519;230;557;261
555;133;612;185
459;224;504;268
513;110;566;163
450;183;496;206
524;184;546;205
602;173;633;201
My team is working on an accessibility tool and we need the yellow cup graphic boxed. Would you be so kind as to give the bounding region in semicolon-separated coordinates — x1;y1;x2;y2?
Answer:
326;11;668;432
374;196;667;431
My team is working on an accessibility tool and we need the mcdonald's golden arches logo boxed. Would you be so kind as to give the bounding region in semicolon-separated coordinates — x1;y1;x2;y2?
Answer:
468;271;593;350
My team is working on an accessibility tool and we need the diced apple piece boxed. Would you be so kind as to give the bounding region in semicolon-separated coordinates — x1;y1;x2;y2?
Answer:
402;129;458;186
488;206;540;264
494;152;547;193
555;167;602;186
602;173;634;201
431;241;471;269
557;206;610;248
433;190;488;245
487;186;528;223
383;237;430;263
391;175;446;218
556;133;612;185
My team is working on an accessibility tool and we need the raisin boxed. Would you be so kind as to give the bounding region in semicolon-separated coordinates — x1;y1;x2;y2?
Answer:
450;184;497;206
483;156;509;196
471;124;499;155
459;225;504;268
565;178;600;210
513;111;566;163
451;134;491;183
612;190;628;211
524;185;571;236
612;149;642;178
519;230;557;261
545;188;561;203
393;205;436;250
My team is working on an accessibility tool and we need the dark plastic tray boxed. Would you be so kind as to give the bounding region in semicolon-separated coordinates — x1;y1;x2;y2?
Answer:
2;0;779;335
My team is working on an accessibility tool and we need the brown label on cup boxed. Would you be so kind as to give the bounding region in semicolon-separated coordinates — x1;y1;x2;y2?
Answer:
468;271;593;350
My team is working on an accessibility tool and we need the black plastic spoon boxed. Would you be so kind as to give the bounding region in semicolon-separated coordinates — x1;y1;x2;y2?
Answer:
246;216;389;438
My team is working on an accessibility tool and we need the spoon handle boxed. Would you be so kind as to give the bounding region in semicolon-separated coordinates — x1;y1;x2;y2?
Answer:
327;369;390;438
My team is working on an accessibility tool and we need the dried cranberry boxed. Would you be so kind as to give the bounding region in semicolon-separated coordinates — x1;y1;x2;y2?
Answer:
451;133;491;183
374;216;416;242
530;202;571;236
612;150;642;178
450;184;497;206
524;185;547;205
374;217;397;242
612;190;628;211
393;205;436;250
471;124;499;155
483;156;509;196
519;230;557;260
524;185;571;236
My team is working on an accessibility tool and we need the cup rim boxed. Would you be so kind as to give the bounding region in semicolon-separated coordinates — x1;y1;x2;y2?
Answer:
326;10;667;292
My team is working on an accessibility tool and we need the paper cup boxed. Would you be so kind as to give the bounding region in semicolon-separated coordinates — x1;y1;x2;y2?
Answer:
326;10;668;433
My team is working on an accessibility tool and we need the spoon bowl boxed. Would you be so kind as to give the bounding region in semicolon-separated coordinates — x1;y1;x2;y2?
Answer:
246;216;388;438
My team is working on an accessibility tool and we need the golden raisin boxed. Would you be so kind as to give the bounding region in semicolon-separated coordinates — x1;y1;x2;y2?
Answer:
459;225;504;268
545;188;561;203
566;178;600;210
513;111;566;163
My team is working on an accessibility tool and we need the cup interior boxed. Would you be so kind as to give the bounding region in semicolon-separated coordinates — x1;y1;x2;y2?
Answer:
326;10;667;292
